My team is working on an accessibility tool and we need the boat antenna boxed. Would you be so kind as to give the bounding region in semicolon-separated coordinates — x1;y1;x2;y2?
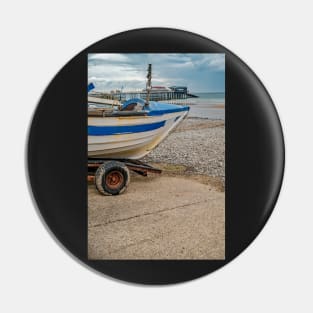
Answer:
119;85;124;101
145;64;152;106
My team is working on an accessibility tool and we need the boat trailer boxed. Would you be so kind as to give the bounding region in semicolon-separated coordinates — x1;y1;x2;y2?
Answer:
88;159;162;196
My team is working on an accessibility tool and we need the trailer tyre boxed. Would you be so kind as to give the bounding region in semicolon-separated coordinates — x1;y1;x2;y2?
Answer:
95;161;130;196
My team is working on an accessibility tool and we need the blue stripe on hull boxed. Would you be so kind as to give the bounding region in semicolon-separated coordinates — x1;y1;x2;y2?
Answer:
88;120;166;136
147;106;189;116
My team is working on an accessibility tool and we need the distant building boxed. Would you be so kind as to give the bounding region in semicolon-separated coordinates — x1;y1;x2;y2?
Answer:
169;86;188;93
142;86;172;92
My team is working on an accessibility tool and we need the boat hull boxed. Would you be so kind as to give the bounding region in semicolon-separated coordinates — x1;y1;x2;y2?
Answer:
88;110;188;159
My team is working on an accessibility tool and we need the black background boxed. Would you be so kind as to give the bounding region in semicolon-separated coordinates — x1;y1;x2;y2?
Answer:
27;28;284;284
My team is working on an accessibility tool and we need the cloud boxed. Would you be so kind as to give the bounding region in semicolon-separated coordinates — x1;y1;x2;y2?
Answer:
206;54;225;71
88;53;225;92
88;53;129;63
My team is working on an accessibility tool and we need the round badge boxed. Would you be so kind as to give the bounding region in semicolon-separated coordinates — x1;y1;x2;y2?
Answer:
27;28;284;284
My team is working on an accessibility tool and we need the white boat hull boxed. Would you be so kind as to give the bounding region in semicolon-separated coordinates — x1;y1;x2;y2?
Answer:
88;111;188;159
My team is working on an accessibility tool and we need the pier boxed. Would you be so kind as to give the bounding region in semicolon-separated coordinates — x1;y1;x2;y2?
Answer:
89;86;198;104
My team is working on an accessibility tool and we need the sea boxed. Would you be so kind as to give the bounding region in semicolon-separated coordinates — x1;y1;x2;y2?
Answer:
185;92;225;120
89;92;225;120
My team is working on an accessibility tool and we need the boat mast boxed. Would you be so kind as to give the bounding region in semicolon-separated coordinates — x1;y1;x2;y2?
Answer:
145;64;152;106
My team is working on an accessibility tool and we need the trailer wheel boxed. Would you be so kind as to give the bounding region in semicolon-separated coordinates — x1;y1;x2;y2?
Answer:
95;161;130;196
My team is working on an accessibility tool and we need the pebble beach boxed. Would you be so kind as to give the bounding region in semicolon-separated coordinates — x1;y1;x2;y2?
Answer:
143;117;225;189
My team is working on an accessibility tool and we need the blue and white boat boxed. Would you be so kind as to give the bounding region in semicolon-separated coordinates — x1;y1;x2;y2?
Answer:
88;98;189;159
88;64;190;159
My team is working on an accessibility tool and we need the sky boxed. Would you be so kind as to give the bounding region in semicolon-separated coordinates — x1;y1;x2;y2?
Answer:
88;53;225;93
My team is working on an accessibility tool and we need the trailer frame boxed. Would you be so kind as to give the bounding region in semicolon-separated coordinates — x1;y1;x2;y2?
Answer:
88;158;162;195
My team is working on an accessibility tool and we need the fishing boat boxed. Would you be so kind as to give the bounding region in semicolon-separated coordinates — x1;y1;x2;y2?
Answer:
88;65;190;160
88;98;189;159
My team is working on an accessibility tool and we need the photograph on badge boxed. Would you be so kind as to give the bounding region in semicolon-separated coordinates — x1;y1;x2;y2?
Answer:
87;53;225;260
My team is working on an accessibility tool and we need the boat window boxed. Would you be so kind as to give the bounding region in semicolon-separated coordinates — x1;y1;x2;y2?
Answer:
120;101;144;112
120;102;138;111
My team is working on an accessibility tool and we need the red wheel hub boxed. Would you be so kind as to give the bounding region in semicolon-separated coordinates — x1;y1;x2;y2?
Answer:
106;171;124;189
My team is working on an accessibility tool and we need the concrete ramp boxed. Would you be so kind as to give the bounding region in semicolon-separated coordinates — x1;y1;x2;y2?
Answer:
88;175;225;260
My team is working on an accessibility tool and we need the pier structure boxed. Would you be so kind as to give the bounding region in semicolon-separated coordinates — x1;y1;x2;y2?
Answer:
89;86;198;103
